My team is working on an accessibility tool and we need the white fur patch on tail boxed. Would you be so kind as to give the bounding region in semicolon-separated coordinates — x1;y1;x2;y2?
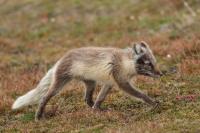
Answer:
12;66;56;110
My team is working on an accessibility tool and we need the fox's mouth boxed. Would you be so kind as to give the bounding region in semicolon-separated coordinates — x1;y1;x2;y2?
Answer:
148;72;162;78
141;67;177;78
138;71;163;78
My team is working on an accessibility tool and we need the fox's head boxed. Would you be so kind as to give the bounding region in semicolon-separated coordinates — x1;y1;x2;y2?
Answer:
133;41;162;78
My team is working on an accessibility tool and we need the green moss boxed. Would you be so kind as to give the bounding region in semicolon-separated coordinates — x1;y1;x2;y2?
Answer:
19;112;35;122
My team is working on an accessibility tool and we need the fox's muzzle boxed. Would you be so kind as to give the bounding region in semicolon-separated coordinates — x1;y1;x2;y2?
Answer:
153;65;163;78
153;70;163;78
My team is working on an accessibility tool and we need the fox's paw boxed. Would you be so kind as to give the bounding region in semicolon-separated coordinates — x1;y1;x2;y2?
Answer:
86;101;94;107
35;117;40;122
35;111;44;121
92;106;101;110
153;100;160;107
92;105;104;111
150;101;162;113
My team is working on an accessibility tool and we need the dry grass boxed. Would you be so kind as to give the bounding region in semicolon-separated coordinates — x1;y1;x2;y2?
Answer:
0;0;200;132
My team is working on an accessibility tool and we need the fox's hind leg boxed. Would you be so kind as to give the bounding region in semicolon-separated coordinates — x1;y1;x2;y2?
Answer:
83;80;96;107
92;85;112;109
35;73;71;121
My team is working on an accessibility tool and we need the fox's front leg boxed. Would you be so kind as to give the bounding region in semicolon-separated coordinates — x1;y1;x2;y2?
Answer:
83;80;96;107
117;81;157;106
92;85;112;109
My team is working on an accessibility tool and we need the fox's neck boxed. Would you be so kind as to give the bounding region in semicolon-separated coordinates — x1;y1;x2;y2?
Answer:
112;49;137;81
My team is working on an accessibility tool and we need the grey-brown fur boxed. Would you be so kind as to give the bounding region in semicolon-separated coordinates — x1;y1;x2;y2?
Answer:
32;42;162;120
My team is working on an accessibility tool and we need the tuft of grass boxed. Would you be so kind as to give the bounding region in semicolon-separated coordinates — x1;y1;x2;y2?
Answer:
19;112;35;122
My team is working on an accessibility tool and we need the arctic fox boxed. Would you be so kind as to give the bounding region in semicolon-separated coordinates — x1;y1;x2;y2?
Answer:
12;41;162;120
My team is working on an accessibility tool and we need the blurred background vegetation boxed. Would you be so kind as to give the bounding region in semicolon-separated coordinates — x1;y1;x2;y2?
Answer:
0;0;200;132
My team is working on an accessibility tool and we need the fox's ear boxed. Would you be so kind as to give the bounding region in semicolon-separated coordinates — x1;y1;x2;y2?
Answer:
140;41;148;48
132;42;147;55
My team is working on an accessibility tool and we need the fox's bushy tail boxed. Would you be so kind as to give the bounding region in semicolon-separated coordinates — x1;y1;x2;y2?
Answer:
12;66;56;110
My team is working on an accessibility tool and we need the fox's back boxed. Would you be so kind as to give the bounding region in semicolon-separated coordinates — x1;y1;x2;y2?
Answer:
68;47;119;61
68;47;119;84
